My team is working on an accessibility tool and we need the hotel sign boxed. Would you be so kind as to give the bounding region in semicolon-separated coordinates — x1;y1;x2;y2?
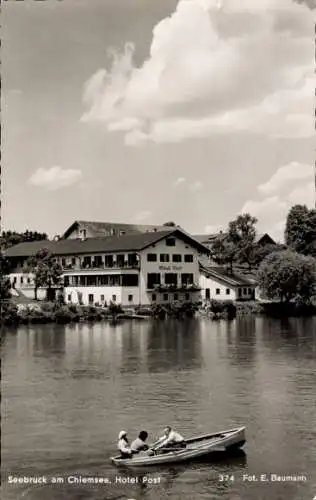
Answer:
159;265;183;271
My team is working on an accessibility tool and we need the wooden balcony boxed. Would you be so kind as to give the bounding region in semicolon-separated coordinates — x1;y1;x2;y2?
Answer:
147;283;201;292
62;262;139;271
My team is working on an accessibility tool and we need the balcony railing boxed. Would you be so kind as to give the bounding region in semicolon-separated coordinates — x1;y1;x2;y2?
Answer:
147;283;201;292
62;262;140;271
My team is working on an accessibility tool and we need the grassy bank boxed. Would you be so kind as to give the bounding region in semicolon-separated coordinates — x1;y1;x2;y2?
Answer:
236;299;316;317
0;300;200;326
2;297;316;326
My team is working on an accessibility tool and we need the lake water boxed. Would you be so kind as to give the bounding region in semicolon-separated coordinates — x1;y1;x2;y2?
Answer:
2;317;316;500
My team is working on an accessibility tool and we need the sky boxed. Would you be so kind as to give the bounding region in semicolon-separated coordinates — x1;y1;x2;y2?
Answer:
2;0;315;241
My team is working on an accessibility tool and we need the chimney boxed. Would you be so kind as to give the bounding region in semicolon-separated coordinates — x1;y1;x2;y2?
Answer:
79;229;87;241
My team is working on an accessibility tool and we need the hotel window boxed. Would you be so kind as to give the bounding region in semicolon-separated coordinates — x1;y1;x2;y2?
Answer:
94;256;103;268
172;254;182;263
181;273;194;285
226;288;230;295
147;273;161;289
128;253;138;267
248;288;252;295
185;293;190;300
166;238;176;246
100;294;105;302
68;294;72;302
64;276;70;286
116;255;125;267
71;257;76;266
88;294;94;304
243;288;247;295
160;254;169;262
165;273;177;285
112;294;116;302
147;253;157;262
99;275;109;286
238;288;242;297
87;276;97;286
83;256;91;268
20;277;24;284
27;277;31;284
174;293;178;300
109;275;121;286
205;288;210;300
122;274;139;286
152;293;156;301
163;293;168;301
104;255;113;268
184;254;194;263
216;288;220;295
79;276;86;286
128;295;133;302
61;258;66;267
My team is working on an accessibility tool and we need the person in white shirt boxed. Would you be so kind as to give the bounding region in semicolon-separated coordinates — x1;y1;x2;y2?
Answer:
117;430;132;458
130;431;149;454
155;426;186;451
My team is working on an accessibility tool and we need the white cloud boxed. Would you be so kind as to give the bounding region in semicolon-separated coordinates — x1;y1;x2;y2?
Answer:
82;0;313;145
191;180;203;192
174;177;186;186
241;162;314;240
29;166;82;191
258;161;313;194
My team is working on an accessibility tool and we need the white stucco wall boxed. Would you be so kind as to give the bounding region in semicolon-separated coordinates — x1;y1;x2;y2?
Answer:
139;236;201;304
199;274;255;301
64;286;140;306
62;235;204;306
9;272;47;300
199;275;237;301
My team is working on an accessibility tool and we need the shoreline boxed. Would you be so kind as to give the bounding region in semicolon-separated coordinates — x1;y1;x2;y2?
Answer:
1;298;316;326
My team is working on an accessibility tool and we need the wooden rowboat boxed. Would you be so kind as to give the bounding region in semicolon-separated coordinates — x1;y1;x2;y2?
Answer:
110;426;246;467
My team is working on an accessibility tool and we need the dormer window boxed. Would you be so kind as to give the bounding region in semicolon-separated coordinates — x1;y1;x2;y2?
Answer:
166;237;176;247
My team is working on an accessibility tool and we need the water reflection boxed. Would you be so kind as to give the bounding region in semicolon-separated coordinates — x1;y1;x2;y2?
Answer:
2;317;316;500
146;319;202;373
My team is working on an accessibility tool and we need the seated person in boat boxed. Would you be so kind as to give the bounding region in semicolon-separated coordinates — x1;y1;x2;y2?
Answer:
130;430;149;454
154;426;186;450
117;430;132;458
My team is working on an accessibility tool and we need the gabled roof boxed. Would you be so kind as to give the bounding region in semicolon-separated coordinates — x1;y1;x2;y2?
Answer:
62;220;170;239
192;232;225;244
4;240;56;258
193;232;276;245
5;229;210;258
199;264;256;287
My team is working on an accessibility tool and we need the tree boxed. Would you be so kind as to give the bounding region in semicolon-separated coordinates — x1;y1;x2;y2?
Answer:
252;243;286;267
0;252;11;301
163;221;177;227
257;250;316;304
228;213;258;269
0;230;48;250
210;234;236;272
285;205;316;257
24;248;62;301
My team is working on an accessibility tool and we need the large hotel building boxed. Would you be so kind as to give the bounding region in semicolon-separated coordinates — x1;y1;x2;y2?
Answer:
6;221;210;306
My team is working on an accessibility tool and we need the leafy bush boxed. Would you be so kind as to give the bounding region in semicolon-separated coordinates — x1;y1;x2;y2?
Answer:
257;250;316;304
1;302;19;325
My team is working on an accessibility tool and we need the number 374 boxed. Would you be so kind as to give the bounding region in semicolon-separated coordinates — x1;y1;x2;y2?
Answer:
218;474;235;482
